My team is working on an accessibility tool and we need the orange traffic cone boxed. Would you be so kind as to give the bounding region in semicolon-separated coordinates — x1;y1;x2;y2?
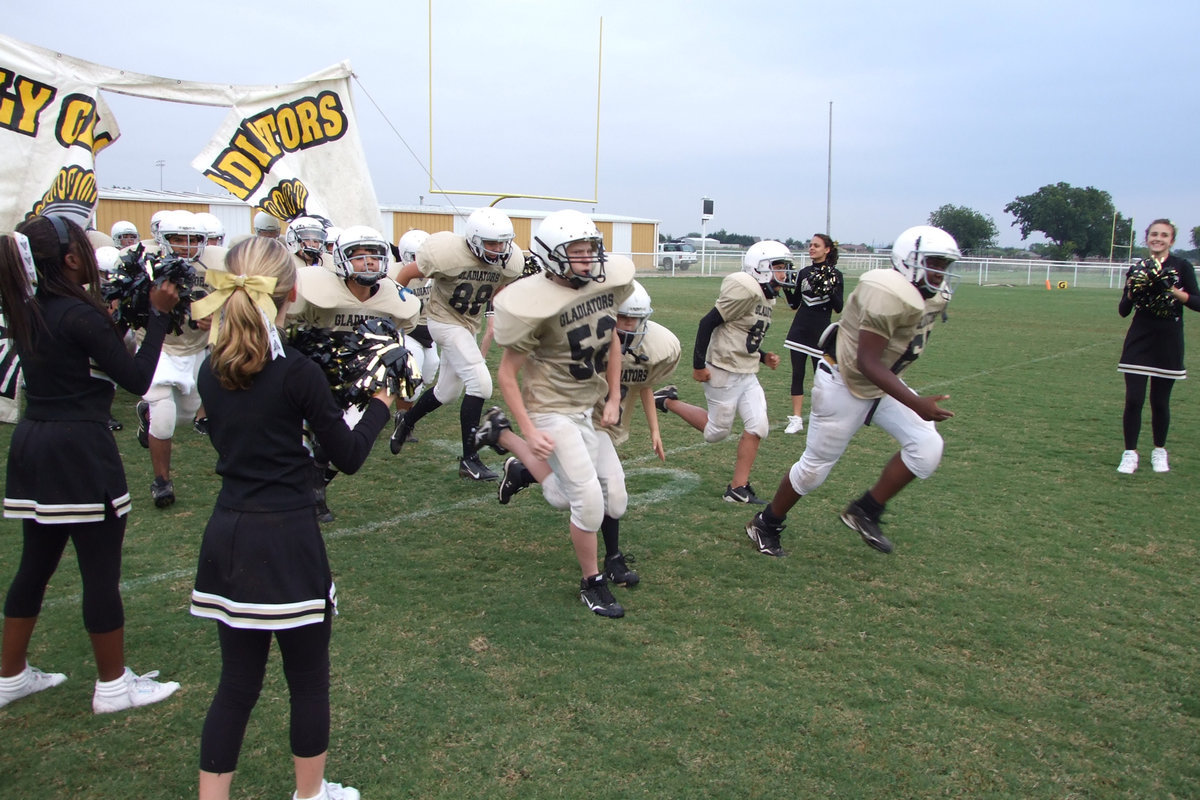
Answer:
1045;279;1052;290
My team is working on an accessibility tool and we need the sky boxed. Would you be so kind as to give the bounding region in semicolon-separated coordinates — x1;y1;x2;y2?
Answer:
6;0;1199;249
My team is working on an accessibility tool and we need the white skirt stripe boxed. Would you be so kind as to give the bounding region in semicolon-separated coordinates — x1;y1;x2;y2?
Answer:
1117;363;1186;380
4;493;132;523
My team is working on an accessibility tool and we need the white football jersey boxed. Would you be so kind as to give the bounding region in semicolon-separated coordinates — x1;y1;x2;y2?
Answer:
493;255;636;414
417;232;524;334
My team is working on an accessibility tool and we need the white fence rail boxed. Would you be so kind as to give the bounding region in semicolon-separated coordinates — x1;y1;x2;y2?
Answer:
629;252;1131;290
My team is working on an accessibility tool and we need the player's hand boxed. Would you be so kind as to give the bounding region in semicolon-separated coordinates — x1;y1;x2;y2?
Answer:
148;281;180;314
600;397;621;427
763;352;780;370
913;394;954;422
651;433;665;462
527;427;555;460
692;367;710;383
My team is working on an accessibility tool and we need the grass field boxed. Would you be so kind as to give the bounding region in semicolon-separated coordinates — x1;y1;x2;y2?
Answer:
2;276;1199;799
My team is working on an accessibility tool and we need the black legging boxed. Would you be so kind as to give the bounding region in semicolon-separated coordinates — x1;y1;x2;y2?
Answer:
3;507;125;633
790;349;819;397
199;614;332;773
1122;373;1175;449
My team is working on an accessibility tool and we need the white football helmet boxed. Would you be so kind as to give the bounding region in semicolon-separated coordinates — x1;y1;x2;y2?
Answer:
149;210;171;238
253;211;282;237
334;225;390;286
154;210;207;262
742;240;794;286
465;208;514;266
531;210;606;286
285;216;327;260
95;245;121;274
323;225;342;254
397;229;430;265
194;212;225;246
110;220;138;248
890;225;962;297
617;280;653;352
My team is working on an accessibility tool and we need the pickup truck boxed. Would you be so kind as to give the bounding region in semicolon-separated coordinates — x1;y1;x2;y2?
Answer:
658;241;697;271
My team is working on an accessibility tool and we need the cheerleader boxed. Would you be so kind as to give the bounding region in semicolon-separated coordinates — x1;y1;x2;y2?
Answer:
781;234;843;434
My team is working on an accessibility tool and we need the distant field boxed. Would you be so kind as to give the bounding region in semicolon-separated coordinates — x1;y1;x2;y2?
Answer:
2;277;1198;799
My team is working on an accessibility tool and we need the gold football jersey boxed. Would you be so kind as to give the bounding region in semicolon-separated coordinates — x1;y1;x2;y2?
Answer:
706;271;775;374
417;232;525;334
493;255;636;414
594;319;681;445
289;266;420;334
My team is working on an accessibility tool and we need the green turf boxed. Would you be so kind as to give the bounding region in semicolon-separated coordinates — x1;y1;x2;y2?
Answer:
2;277;1198;799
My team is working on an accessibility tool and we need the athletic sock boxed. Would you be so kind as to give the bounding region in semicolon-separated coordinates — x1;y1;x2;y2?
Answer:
600;515;620;559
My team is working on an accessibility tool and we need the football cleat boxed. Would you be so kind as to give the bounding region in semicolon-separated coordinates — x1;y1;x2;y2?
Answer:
840;500;893;554
388;411;413;456
784;415;804;434
604;552;640;587
1151;447;1169;473
192;416;209;435
459;453;498;482
653;385;678;414
723;483;766;505
1117;450;1138;474
107;416;123;432
579;575;624;618
497;457;531;504
136;401;150;448
151;477;175;509
746;511;786;557
474;406;511;455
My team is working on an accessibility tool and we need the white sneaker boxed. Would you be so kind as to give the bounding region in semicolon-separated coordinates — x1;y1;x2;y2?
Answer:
1151;447;1169;473
92;667;180;714
294;781;361;800
784;415;804;434
0;664;67;708
1117;450;1138;474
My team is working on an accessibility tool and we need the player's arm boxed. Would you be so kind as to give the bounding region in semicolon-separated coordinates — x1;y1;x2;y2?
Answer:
601;328;622;427
639;385;666;461
692;307;723;382
497;347;555;458
856;330;953;422
394;261;423;286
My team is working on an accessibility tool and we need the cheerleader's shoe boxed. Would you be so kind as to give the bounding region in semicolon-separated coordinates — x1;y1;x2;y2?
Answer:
0;664;67;708
293;780;360;800
1116;450;1138;474
1151;447;1169;473
92;667;179;714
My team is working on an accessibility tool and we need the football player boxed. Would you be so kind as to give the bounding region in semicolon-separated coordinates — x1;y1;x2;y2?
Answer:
133;210;226;508
288;225;421;522
111;220;139;249
386;229;438;444
286;216;334;271
253;211;282;239
745;225;961;557
655;240;788;504
388;208;524;481
480;210;634;617
480;280;680;590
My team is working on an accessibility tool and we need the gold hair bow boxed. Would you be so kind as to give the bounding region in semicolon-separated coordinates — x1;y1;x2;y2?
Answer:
190;270;280;346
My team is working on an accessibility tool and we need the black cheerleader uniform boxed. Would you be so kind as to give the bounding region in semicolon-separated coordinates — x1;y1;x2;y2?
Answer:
4;297;167;523
189;343;388;630
1118;255;1200;379
783;262;845;358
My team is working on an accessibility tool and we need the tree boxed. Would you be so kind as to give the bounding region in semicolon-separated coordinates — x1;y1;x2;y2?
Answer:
1003;182;1131;260
1191;225;1200;251
927;204;998;254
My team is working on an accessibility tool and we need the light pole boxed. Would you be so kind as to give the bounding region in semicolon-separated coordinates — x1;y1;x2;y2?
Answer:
155;160;165;191
825;101;832;237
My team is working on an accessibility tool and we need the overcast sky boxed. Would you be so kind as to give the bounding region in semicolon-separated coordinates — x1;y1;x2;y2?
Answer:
7;0;1198;248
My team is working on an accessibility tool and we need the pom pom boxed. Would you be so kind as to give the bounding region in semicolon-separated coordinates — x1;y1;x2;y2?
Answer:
1126;258;1179;318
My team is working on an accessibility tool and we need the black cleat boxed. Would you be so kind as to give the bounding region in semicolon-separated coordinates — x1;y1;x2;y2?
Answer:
107;416;123;432
388;411;413;455
724;483;767;505
459;453;498;482
653;385;678;414
151;477;175;509
193;416;209;435
745;511;786;557
840;500;893;554
604;552;640;587
474;406;511;455
580;575;624;618
497;457;530;504
136;401;150;449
